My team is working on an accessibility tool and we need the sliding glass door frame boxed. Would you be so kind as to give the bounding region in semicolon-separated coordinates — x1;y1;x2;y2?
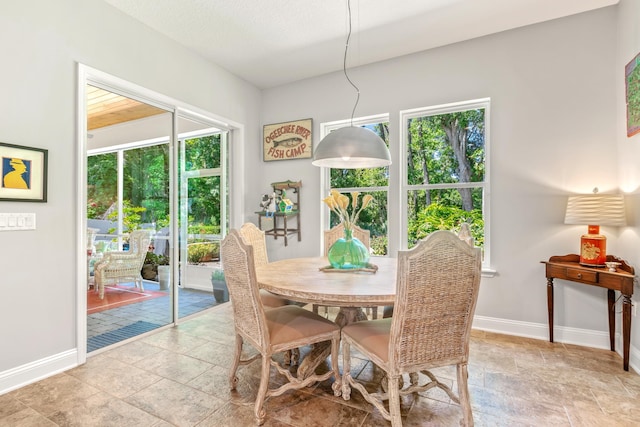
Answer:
77;64;243;364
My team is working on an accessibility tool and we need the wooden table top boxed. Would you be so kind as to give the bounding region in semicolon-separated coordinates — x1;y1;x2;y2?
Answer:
255;256;397;307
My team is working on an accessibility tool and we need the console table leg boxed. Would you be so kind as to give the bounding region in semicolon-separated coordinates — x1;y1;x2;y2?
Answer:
607;289;616;352
622;295;632;371
547;278;554;342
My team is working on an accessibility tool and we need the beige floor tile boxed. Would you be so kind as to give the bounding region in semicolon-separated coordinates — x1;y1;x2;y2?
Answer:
0;407;58;427
134;348;212;384
0;393;28;419
141;327;212;354
127;378;225;427
66;354;163;399
101;339;164;365
46;393;161;427
8;374;101;417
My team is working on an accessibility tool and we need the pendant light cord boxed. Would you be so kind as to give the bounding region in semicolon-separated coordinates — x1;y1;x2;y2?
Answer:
343;0;359;127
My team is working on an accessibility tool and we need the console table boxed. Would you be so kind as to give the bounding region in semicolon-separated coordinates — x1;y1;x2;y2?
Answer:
541;254;635;371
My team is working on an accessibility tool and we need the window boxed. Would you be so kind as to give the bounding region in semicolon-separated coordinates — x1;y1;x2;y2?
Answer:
401;98;490;267
321;114;390;255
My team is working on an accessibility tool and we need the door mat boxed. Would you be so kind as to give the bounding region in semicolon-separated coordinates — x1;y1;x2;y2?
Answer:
88;321;162;352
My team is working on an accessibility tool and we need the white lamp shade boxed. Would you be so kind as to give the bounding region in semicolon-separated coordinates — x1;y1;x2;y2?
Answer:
312;126;391;169
564;194;626;226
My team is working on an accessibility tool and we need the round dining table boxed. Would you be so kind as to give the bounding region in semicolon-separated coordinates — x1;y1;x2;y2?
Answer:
255;256;397;377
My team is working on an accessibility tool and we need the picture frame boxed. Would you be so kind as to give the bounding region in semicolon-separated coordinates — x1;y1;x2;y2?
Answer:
0;142;48;202
625;51;640;137
263;118;313;162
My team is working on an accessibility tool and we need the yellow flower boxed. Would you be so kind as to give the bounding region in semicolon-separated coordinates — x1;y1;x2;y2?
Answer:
361;194;373;209
322;191;375;232
351;191;359;209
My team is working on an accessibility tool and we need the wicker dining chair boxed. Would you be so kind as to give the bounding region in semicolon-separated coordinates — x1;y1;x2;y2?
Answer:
341;230;482;426
382;223;475;319
314;223;377;319
93;229;152;299
239;222;301;364
239;222;291;308
222;229;342;425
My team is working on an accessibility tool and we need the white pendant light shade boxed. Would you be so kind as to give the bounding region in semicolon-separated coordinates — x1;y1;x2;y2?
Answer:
312;126;391;169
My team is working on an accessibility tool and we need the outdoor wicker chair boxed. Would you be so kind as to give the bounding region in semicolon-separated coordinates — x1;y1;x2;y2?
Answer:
93;229;152;299
341;230;482;426
222;229;341;425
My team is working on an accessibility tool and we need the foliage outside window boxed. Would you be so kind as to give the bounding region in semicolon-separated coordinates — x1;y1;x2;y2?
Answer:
181;134;224;230
403;99;488;260
87;145;170;230
326;118;390;255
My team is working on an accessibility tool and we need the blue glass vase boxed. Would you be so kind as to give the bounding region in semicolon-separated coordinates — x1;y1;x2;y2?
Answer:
328;227;370;269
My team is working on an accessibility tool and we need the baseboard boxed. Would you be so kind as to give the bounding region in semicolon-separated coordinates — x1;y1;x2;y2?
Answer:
473;315;639;373
0;349;78;395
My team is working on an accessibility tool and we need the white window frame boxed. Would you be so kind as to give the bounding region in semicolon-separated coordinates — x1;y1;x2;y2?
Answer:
399;98;493;273
319;113;390;256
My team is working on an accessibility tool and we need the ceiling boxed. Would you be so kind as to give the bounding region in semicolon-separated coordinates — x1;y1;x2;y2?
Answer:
102;0;618;89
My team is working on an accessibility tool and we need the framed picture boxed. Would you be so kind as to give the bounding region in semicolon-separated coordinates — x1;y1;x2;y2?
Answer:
625;52;640;137
263;118;313;161
0;142;48;202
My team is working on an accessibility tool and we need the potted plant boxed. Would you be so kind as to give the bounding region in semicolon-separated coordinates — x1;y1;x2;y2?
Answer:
211;268;228;303
141;252;170;290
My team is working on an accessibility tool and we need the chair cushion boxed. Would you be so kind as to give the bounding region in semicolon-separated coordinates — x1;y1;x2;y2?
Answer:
342;318;392;363
260;289;290;308
266;305;339;347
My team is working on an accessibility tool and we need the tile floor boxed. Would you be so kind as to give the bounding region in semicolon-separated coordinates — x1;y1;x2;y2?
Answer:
2;303;639;426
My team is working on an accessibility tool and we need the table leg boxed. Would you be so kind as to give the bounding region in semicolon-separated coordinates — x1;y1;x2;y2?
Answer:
547;277;554;342
297;307;366;379
607;289;615;352
622;294;632;371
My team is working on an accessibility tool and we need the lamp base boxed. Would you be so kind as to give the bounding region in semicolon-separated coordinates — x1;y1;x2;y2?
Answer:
579;226;606;267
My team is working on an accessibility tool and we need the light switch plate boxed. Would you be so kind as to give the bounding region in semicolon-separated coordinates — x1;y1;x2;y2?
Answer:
0;213;36;231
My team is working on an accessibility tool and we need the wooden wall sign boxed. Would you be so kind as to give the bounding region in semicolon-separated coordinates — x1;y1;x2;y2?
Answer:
263;118;312;161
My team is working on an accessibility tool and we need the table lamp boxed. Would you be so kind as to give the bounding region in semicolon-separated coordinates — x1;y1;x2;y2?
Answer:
564;188;626;266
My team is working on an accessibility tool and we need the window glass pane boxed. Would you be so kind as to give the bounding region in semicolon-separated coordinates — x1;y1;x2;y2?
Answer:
187;175;222;233
406;189;484;249
405;102;487;263
184;134;222;171
87;152;117;219
407;109;485;185
123;145;170;230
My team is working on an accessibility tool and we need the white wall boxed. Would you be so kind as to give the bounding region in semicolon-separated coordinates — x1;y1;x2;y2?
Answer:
257;7;637;363
0;0;259;387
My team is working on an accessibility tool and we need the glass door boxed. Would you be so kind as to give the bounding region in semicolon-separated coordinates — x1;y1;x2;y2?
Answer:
177;118;229;319
86;85;174;352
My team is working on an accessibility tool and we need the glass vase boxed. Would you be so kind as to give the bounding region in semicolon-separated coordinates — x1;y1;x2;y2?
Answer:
328;227;370;269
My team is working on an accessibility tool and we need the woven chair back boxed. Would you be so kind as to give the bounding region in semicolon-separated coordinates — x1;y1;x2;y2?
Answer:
390;230;481;372
129;230;151;267
239;223;269;267
323;223;370;256
221;229;268;349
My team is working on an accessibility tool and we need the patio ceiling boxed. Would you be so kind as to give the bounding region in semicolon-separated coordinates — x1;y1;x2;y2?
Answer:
87;85;166;131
